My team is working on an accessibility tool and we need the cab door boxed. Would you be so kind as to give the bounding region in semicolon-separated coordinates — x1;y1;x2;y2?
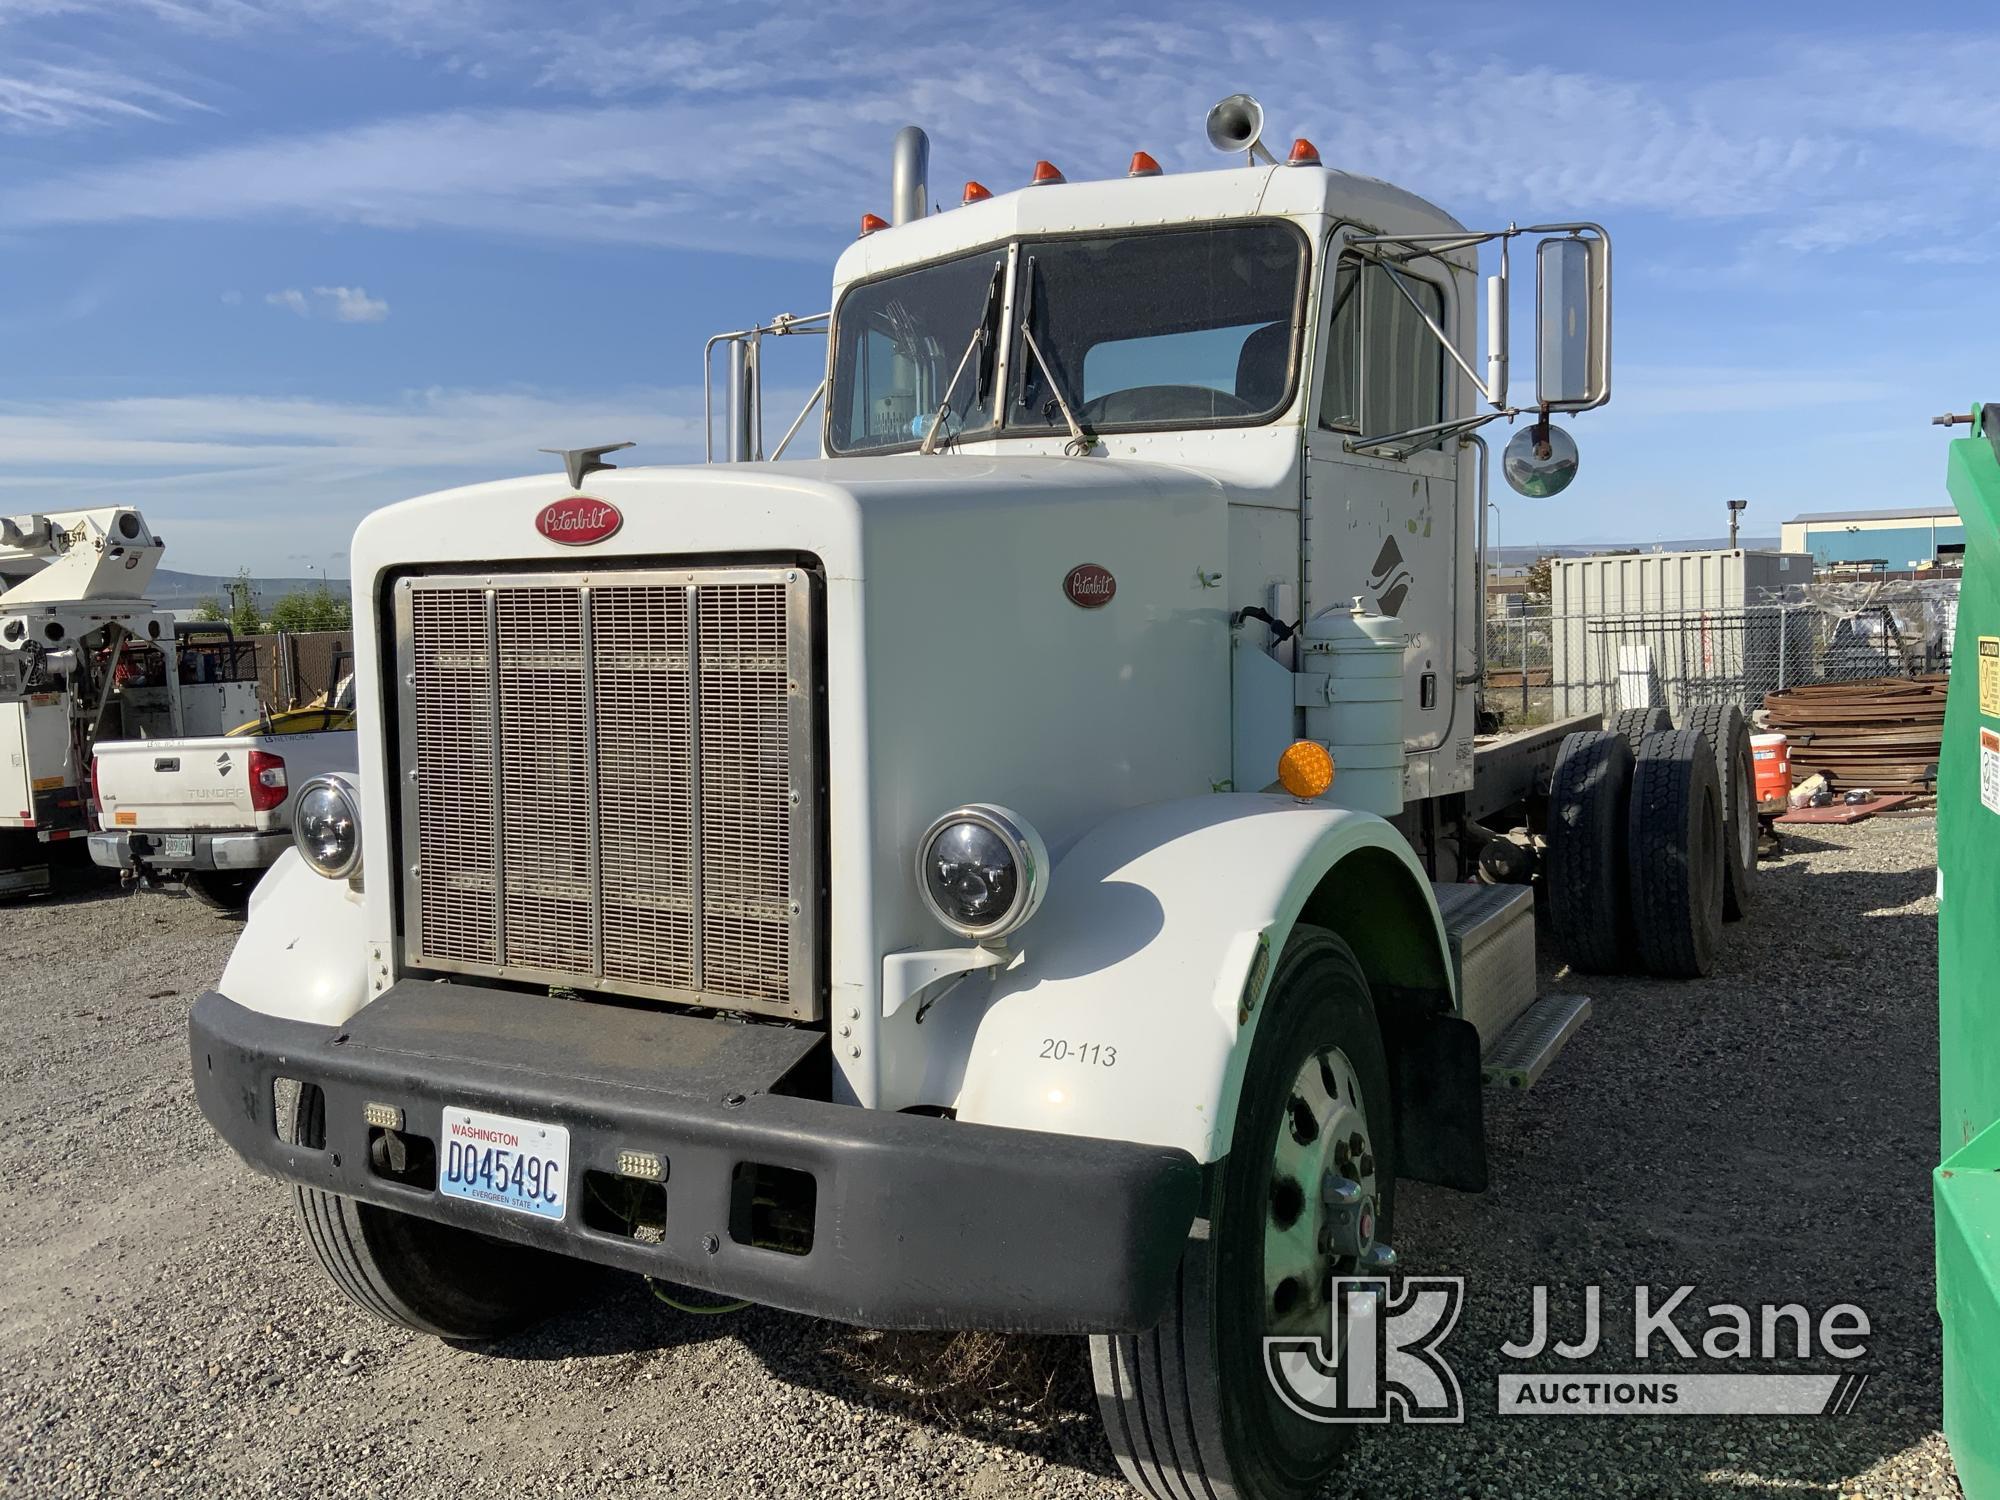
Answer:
1302;228;1472;799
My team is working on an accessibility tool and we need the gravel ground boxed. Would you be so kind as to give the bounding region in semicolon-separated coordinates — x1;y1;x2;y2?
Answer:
0;818;1952;1499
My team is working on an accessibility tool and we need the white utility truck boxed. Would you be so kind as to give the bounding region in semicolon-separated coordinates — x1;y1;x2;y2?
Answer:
0;508;263;897
88;677;356;910
189;98;1752;1500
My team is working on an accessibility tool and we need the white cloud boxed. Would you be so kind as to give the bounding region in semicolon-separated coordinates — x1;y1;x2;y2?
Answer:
0;10;1983;257
261;285;390;321
0;60;206;131
0;382;800;572
2;5;1995;265
313;285;389;322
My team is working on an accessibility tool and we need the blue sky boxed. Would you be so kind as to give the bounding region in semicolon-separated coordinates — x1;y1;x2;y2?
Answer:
0;0;1990;575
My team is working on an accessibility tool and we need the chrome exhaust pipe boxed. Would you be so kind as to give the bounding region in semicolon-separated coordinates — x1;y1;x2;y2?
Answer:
891;125;929;225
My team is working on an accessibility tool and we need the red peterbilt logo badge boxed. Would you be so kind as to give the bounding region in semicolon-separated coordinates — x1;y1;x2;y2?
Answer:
536;496;622;545
1063;563;1116;609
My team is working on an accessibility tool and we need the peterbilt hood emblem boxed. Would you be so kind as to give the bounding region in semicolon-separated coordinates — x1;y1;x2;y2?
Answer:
537;496;622;546
1064;563;1116;609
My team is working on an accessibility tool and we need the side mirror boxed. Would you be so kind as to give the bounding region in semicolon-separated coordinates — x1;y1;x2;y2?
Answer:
1535;233;1610;411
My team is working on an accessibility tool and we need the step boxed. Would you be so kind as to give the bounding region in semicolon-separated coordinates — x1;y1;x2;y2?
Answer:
1481;993;1594;1091
1431;881;1537;1049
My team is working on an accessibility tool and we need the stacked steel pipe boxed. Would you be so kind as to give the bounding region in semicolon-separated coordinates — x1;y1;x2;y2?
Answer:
1761;675;1947;794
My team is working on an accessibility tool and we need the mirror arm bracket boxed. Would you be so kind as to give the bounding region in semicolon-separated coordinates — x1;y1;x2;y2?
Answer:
1345;410;1506;461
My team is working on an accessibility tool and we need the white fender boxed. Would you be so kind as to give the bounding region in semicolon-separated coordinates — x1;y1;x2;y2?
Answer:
217;849;370;1026
948;793;1451;1162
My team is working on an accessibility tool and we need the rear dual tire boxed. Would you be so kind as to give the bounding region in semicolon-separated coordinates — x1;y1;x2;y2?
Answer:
1543;729;1636;975
1678;703;1758;921
1627;729;1726;979
1606;706;1672;758
1544;721;1731;978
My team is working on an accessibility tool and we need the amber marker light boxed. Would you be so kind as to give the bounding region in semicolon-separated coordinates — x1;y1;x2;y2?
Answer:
1277;740;1335;800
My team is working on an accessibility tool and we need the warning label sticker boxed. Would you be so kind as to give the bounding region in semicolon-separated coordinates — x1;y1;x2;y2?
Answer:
1982;727;2000;814
1982;637;2000;716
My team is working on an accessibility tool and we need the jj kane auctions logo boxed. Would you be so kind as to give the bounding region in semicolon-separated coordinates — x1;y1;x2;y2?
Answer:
1266;1281;1873;1421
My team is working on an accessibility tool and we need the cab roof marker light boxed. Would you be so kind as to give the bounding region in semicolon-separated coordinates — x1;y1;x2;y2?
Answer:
1286;138;1322;166
1127;151;1163;178
1030;160;1065;186
859;212;889;237
961;180;993;204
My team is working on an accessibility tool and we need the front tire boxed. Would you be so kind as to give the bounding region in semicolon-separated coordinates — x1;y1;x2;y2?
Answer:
1091;927;1394;1500
291;1086;579;1342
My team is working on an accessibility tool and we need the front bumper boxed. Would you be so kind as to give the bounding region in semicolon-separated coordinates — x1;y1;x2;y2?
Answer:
90;830;287;873
190;980;1201;1333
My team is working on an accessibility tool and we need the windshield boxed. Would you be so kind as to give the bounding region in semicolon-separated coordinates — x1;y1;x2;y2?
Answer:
827;221;1306;453
828;250;1005;454
1010;222;1305;431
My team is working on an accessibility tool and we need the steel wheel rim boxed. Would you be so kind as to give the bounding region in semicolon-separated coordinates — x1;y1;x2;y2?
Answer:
1264;1045;1377;1338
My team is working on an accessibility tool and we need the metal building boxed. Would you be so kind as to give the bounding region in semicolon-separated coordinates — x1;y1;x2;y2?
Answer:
1780;505;1963;569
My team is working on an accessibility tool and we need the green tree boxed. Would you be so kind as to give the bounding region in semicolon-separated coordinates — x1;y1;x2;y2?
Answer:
224;568;263;636
267;582;352;633
1523;555;1554;607
193;596;226;622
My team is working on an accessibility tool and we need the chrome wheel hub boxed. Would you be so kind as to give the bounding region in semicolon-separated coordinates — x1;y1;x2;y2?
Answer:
1264;1046;1380;1337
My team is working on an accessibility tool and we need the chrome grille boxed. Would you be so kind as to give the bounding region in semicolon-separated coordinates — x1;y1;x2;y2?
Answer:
396;567;817;1020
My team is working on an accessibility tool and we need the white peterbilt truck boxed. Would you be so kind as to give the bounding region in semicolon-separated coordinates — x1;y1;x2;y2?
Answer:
190;97;1750;1500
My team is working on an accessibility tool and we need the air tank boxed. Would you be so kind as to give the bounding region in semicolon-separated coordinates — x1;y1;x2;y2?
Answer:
1300;598;1406;817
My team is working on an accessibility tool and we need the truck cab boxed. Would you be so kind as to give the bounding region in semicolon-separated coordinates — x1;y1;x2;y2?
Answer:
189;100;1650;1500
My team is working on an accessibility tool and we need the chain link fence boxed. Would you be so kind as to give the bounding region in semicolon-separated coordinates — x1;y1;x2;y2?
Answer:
238;630;353;709
1483;579;1959;728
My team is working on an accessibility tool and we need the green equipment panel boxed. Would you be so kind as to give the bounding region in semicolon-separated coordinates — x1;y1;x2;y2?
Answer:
1938;404;2000;1498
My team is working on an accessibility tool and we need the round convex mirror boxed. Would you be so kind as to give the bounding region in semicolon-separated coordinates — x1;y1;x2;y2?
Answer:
1503;421;1580;498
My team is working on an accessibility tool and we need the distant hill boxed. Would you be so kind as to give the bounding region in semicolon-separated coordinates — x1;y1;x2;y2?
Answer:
147;568;350;611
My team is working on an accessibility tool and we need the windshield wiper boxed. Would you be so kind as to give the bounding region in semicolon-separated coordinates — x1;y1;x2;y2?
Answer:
918;262;1005;456
1017;320;1093;454
1011;254;1095;456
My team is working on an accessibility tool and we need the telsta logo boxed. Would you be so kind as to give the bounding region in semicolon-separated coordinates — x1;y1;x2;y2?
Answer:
1063;563;1116;609
537;496;622;546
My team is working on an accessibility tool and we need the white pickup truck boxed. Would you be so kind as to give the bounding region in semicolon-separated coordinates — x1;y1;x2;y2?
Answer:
89;693;355;909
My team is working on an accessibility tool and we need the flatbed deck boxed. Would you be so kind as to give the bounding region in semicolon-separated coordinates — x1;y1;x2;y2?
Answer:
1466;712;1601;822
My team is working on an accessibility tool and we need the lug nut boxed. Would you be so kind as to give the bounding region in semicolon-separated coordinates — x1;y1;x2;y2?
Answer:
1358;1153;1375;1177
1348;1131;1366;1156
1361;1243;1399;1270
1322;1173;1362;1206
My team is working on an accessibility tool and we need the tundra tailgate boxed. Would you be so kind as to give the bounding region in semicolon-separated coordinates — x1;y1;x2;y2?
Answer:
93;737;266;831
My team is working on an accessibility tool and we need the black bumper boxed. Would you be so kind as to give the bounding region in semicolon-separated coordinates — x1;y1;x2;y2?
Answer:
190;981;1201;1333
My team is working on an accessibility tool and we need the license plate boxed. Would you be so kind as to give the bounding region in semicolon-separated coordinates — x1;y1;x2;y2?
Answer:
159;834;193;859
439;1106;569;1221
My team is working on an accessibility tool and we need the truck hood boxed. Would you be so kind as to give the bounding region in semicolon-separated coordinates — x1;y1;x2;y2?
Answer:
350;453;1229;587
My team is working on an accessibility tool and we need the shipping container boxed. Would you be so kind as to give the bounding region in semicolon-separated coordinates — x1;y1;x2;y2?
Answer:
1549;548;1814;720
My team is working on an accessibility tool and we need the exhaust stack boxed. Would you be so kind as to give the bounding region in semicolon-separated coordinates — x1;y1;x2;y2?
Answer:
891;125;929;225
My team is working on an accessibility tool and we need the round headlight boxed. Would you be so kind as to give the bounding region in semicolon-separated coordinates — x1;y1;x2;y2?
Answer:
295;774;362;881
915;804;1048;941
